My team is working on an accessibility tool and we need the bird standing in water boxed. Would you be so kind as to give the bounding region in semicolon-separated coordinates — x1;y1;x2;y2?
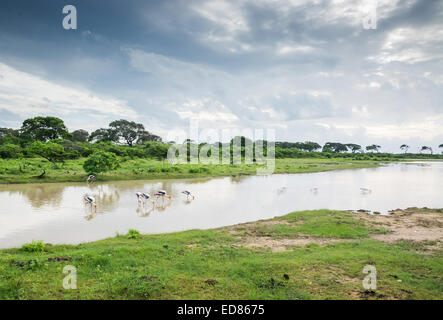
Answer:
83;195;97;210
136;192;155;212
136;192;151;204
154;190;171;200
86;175;96;183
154;190;172;209
181;190;195;200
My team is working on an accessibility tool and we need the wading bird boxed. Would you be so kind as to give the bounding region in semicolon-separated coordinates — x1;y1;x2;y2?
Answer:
136;192;151;203
86;175;96;183
181;190;195;200
155;190;170;199
136;192;155;212
83;195;97;210
154;190;172;208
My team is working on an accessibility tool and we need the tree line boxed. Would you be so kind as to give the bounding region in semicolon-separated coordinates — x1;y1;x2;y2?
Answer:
0;116;442;167
0;117;169;166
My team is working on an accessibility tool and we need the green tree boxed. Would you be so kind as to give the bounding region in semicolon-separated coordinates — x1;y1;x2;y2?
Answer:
0;127;20;145
89;128;118;143
20;117;69;142
109;119;145;146
83;151;120;174
366;144;381;153
71;129;89;142
439;144;443;154
290;141;321;152
400;144;409;153
143;141;169;165
0;143;23;158
420;146;433;154
136;130;162;144
301;141;321;152
322;142;348;153
29;141;67;167
346;144;362;153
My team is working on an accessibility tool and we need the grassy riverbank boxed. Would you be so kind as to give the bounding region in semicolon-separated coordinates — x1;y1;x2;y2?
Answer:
1;208;441;300
0;158;383;184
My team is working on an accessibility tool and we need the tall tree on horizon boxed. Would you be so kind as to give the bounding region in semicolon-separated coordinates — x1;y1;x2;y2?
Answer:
400;144;410;153
346;143;362;153
421;146;433;154
366;144;381;153
20;116;69;142
322;142;348;153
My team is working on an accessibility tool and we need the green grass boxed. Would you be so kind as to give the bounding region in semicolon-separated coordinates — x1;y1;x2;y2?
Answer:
0;157;381;184
0;209;441;300
278;210;389;239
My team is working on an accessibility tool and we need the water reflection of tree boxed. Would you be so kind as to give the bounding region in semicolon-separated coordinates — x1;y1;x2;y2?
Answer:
229;175;248;184
3;183;66;208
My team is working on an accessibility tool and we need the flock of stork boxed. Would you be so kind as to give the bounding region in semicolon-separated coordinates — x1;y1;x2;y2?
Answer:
82;175;195;213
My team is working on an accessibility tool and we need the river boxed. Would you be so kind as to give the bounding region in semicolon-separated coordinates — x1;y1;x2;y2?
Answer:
0;161;442;248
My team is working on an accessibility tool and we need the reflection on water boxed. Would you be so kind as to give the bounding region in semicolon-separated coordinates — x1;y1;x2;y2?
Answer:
0;161;442;248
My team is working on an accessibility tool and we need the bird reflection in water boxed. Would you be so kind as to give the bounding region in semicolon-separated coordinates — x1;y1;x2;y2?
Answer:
136;190;196;216
135;190;173;216
155;190;173;211
137;203;155;217
136;192;156;217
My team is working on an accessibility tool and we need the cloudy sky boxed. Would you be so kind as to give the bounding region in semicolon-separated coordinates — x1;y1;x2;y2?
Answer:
0;0;442;152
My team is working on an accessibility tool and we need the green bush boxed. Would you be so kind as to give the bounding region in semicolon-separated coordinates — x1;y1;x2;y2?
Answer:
146;166;161;173
126;229;140;239
0;143;23;159
29;141;67;166
188;166;210;174
83;151;120;175
21;240;45;252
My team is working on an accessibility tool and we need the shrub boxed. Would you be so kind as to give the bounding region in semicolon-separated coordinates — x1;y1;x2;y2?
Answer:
188;166;210;174
146;166;161;173
83;151;120;174
21;240;45;252
29;141;67;166
0;143;23;159
126;229;140;239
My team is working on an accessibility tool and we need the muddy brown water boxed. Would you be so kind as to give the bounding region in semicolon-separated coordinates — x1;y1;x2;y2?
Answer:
0;161;442;248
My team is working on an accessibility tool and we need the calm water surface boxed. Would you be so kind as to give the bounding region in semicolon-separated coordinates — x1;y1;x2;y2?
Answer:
0;161;442;248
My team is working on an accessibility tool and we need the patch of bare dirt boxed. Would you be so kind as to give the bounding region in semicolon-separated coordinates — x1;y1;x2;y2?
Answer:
239;236;349;252
224;218;350;252
355;208;443;251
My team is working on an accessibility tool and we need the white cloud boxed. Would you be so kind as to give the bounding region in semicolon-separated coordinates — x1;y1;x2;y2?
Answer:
192;0;248;34
0;63;137;119
176;98;238;123
371;26;443;64
277;43;315;55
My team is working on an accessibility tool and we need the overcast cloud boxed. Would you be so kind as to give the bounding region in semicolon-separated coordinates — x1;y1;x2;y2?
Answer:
0;0;442;152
